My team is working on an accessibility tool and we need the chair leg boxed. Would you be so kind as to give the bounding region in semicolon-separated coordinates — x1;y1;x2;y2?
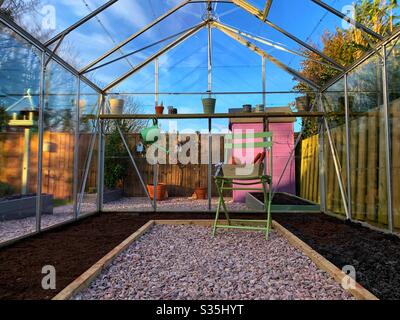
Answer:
262;178;271;240
213;187;222;237
215;179;231;225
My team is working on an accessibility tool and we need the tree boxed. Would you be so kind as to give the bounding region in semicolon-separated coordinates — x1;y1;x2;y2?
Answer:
296;0;399;137
0;0;39;20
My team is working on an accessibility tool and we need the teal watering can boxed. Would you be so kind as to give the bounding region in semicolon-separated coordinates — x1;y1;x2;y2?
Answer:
140;119;170;154
140;119;161;144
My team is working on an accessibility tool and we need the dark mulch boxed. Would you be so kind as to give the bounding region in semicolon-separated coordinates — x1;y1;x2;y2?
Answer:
1;210;399;300
273;212;400;300
0;211;261;300
253;192;315;206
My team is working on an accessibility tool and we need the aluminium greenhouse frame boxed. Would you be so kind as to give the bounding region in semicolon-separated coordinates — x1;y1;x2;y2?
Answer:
0;0;399;247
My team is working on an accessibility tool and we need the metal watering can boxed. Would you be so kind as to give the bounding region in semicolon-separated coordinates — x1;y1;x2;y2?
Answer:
140;119;161;144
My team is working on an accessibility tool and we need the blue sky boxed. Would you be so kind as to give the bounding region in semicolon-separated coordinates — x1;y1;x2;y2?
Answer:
8;0;398;131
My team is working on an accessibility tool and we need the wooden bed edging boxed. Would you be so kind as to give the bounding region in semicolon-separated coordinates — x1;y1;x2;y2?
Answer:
271;221;379;301
156;219;379;300
52;220;155;300
53;219;378;301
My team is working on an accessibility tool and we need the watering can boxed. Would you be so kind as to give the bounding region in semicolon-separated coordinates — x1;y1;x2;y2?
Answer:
140;118;161;144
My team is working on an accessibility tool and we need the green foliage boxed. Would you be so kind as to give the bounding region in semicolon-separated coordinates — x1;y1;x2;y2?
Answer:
0;0;39;21
0;107;10;132
0;181;14;197
104;124;130;190
297;0;400;137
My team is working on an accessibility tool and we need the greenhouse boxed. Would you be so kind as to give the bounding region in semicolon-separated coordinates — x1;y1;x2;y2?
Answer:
0;0;399;301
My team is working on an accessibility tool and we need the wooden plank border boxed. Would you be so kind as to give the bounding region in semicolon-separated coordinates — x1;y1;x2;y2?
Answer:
53;219;378;301
157;219;379;300
272;220;379;300
52;220;155;300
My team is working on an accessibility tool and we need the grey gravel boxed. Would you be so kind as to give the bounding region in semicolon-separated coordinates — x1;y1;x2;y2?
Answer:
73;225;353;300
0;197;247;244
102;197;249;212
0;203;96;243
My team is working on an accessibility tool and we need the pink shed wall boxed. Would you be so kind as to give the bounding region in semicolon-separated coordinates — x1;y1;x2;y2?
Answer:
231;121;296;203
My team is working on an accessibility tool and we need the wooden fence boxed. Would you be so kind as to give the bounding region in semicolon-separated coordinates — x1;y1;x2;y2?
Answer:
300;134;319;203
122;133;225;197
299;99;400;230
0;131;96;201
0;132;225;200
2;107;399;231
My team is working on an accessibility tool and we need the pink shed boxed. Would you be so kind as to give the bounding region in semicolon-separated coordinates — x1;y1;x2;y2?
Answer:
229;107;296;203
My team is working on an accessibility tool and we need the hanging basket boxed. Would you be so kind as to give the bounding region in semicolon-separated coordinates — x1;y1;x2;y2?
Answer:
202;92;216;114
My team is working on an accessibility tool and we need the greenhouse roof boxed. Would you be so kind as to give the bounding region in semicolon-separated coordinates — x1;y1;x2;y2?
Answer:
1;0;399;94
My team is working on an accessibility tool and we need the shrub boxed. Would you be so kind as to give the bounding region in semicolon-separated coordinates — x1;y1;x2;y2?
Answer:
104;127;129;190
0;182;15;197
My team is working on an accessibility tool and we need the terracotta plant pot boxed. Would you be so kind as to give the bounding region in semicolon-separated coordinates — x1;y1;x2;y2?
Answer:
194;187;207;200
109;98;125;114
295;96;309;111
146;183;167;200
155;106;164;115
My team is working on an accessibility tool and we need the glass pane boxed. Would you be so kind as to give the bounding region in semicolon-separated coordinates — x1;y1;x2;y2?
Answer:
324;0;399;36
347;52;387;227
78;82;99;216
1;0;110;42
0;23;41;243
322;77;347;216
387;36;400;232
102;95;153;212
41;59;77;229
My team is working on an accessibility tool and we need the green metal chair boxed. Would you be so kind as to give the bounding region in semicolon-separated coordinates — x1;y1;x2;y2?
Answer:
213;131;273;239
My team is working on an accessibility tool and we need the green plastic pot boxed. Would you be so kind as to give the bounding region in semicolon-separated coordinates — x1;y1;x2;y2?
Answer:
202;98;216;114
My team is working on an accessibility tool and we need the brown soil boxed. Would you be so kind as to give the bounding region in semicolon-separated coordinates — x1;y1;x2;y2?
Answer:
0;211;259;300
1;210;399;300
273;212;400;300
252;192;315;206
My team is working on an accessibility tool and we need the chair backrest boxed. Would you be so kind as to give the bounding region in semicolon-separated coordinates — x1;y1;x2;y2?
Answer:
224;131;273;176
225;132;273;150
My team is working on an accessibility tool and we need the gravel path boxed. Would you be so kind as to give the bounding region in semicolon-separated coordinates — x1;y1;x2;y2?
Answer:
0;203;96;244
73;225;353;300
0;197;246;244
102;197;249;212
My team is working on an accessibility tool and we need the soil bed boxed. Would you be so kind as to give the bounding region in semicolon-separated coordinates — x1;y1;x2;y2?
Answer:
252;193;314;206
1;210;398;300
0;211;251;300
273;212;400;300
73;225;352;300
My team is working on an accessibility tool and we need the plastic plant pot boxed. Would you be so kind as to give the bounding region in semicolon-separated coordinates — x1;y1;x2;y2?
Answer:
109;98;125;115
